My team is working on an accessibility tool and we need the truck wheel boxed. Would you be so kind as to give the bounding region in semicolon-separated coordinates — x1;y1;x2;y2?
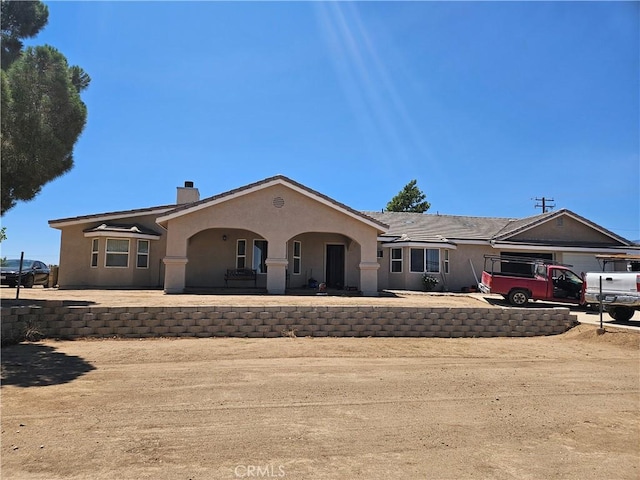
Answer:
608;306;635;322
508;289;529;306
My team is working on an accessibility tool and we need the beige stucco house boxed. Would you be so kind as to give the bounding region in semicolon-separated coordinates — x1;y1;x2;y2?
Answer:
49;175;637;294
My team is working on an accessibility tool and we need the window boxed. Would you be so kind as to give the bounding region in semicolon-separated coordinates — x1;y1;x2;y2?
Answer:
91;239;99;267
236;240;246;269
293;241;301;275
105;238;129;268
136;240;149;269
443;250;449;274
410;248;440;273
391;248;402;273
253;239;268;273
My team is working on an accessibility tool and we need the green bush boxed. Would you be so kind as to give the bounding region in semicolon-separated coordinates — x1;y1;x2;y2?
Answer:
422;274;439;292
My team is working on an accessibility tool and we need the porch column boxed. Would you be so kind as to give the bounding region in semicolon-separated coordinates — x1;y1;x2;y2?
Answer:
163;256;188;294
359;261;380;297
265;257;288;295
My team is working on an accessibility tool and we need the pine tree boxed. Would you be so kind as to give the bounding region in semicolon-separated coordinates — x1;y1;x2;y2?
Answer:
386;180;431;213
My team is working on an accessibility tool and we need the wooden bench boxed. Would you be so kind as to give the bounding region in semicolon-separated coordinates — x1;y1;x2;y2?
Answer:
224;268;257;288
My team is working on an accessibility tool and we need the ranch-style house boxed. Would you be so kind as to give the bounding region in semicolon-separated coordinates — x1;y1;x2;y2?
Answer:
48;175;637;295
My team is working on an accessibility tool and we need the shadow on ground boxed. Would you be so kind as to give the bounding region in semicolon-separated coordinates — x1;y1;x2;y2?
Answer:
580;309;640;327
483;295;584;310
183;287;387;297
1;298;96;308
1;343;96;387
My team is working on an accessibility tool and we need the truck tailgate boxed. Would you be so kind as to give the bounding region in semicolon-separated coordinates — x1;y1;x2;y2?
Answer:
479;271;492;293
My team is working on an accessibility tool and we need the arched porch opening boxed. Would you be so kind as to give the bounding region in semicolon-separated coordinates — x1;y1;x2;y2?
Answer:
185;227;267;289
284;231;362;292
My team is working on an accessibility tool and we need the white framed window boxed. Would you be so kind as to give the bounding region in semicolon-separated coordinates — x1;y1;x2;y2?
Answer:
410;248;440;273
443;249;450;274
391;248;402;273
293;241;301;275
253;239;268;273
136;240;149;269
236;239;246;269
91;238;99;267
105;238;129;268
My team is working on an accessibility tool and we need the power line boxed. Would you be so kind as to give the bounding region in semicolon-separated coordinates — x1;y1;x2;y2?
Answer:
533;197;555;213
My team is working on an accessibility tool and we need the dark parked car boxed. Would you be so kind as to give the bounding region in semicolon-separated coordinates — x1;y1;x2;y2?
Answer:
1;259;50;288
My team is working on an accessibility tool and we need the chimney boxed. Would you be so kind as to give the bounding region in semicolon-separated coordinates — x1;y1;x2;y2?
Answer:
177;181;200;204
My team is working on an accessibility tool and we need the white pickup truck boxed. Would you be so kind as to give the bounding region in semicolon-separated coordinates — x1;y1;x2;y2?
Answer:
583;254;640;322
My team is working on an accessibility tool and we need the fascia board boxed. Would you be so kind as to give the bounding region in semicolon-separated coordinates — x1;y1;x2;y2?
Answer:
492;243;634;254
50;208;174;229
380;241;458;250
447;239;491;245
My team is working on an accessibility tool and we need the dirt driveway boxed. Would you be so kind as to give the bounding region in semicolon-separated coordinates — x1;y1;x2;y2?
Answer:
2;323;638;480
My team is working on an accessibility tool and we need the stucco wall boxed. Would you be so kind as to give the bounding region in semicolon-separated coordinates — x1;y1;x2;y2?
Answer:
184;230;362;289
447;245;494;291
377;244;494;292
164;183;382;294
56;213;166;288
509;215;614;244
166;184;381;253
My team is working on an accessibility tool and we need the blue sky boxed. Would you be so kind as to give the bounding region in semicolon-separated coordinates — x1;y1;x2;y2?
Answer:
2;1;639;265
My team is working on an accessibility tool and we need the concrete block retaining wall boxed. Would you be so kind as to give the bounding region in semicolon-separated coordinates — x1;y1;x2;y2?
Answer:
1;302;578;342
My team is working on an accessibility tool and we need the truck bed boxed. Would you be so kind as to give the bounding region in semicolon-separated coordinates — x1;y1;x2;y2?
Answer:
485;271;535;279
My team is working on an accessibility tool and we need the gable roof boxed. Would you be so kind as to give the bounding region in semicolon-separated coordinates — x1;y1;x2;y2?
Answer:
492;208;632;245
156;175;389;232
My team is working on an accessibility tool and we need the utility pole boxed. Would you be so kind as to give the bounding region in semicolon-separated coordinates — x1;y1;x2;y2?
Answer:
534;197;555;213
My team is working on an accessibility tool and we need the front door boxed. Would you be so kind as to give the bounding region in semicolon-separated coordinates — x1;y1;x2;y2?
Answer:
325;244;345;289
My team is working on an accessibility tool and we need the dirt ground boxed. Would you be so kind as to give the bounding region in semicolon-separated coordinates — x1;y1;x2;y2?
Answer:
2;317;639;479
0;286;497;308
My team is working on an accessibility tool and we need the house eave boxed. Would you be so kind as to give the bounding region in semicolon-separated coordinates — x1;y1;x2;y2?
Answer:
380;241;458;250
49;206;176;229
491;241;638;254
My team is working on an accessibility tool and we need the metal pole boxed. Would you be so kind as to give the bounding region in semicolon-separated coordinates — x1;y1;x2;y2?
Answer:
469;258;479;285
599;275;603;330
15;251;24;300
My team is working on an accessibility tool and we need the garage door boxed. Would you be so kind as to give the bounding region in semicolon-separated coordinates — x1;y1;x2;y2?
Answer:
562;254;610;275
500;252;553;275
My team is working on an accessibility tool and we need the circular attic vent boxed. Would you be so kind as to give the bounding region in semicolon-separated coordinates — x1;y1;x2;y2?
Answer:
272;196;285;208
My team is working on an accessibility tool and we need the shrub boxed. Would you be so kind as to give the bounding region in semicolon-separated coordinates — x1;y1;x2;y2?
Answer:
422;274;439;292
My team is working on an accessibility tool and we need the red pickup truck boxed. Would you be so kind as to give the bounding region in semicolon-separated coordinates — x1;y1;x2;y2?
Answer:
478;255;585;306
